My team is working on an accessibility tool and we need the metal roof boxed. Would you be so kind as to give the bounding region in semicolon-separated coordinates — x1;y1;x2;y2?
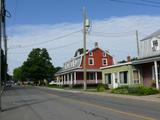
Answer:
141;29;160;41
133;55;160;65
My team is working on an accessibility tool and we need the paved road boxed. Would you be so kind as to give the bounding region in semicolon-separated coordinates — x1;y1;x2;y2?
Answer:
0;86;160;120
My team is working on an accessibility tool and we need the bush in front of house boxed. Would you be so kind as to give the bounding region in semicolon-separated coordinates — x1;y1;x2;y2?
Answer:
111;85;129;94
48;84;58;88
111;85;159;95
97;83;109;92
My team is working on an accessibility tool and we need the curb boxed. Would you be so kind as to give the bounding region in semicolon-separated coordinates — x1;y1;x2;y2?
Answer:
82;91;160;103
37;86;160;103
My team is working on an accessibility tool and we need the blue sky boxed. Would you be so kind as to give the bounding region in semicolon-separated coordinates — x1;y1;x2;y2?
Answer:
5;0;160;74
7;0;160;25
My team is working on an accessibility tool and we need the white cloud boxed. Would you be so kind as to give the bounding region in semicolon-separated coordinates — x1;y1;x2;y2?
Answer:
7;15;160;74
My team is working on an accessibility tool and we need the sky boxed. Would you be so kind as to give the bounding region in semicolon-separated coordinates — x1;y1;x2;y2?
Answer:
5;0;160;74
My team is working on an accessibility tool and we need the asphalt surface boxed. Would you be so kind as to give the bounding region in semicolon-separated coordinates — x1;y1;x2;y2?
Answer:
0;86;160;120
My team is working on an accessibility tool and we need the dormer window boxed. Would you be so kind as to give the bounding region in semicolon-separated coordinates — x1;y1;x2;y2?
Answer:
103;52;106;57
151;38;159;51
89;51;93;56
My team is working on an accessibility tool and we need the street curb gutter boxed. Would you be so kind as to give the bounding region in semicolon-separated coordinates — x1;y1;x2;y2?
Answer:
36;86;160;103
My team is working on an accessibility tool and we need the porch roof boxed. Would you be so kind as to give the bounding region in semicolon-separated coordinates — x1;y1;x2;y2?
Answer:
55;68;101;76
100;62;132;69
133;55;160;65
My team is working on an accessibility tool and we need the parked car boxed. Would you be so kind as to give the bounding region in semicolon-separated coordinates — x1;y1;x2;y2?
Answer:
6;81;14;87
49;81;57;85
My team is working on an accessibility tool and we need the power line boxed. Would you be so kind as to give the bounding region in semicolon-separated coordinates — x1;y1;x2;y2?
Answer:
91;30;135;35
89;32;135;37
9;29;82;49
8;40;81;54
47;41;81;51
140;0;160;5
9;0;18;37
107;0;160;8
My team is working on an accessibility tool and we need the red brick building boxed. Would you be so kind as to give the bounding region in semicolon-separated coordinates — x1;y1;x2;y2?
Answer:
55;42;114;85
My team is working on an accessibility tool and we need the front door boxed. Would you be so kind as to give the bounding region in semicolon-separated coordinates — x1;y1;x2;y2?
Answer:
112;73;118;88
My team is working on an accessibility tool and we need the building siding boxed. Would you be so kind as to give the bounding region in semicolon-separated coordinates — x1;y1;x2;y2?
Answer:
80;48;113;69
101;64;139;88
139;38;160;58
140;63;153;87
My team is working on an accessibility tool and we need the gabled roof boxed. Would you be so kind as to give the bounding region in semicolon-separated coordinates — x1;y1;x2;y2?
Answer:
87;47;113;58
74;47;112;58
141;29;160;41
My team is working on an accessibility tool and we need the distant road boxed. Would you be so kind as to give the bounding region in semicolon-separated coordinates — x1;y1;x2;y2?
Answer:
0;86;159;120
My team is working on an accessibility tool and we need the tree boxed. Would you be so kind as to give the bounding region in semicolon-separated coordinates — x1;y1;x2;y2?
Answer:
20;48;54;85
13;67;25;82
54;66;62;74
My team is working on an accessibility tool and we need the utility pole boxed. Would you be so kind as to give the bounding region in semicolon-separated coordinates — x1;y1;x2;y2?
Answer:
0;0;6;111
136;30;139;58
83;7;90;91
0;0;2;112
2;0;7;88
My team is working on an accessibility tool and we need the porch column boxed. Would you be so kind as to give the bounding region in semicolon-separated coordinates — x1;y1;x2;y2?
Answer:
117;72;120;87
64;75;66;85
138;69;141;84
95;72;98;84
112;73;116;89
71;73;73;85
74;72;76;84
154;61;159;90
67;74;69;84
56;76;59;85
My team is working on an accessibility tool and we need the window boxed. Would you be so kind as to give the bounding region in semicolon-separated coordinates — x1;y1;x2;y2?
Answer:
102;58;108;66
87;72;95;80
151;39;159;51
88;58;94;65
119;71;128;84
103;52;106;57
105;73;112;84
133;70;139;84
89;52;93;56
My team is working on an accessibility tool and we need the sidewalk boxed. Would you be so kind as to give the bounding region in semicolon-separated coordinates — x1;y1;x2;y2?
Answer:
39;86;160;103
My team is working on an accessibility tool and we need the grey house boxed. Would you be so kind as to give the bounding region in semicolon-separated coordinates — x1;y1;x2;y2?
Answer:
133;29;160;89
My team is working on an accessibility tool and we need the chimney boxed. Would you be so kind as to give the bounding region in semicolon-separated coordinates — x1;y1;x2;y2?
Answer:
95;42;98;48
127;56;131;62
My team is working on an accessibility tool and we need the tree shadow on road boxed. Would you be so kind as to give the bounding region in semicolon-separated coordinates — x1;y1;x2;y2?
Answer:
2;97;56;112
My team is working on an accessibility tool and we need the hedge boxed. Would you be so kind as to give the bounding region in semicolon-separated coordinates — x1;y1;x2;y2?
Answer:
111;85;159;95
97;83;109;92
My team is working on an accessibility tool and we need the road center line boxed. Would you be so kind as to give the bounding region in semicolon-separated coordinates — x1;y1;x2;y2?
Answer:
47;93;156;120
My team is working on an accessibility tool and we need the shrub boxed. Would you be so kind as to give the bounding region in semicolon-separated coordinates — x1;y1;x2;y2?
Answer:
48;84;58;88
111;85;159;95
97;83;108;92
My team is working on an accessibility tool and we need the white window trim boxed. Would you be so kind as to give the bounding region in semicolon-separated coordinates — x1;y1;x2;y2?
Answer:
89;51;93;56
88;58;94;65
103;52;106;57
151;38;160;51
102;58;108;66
